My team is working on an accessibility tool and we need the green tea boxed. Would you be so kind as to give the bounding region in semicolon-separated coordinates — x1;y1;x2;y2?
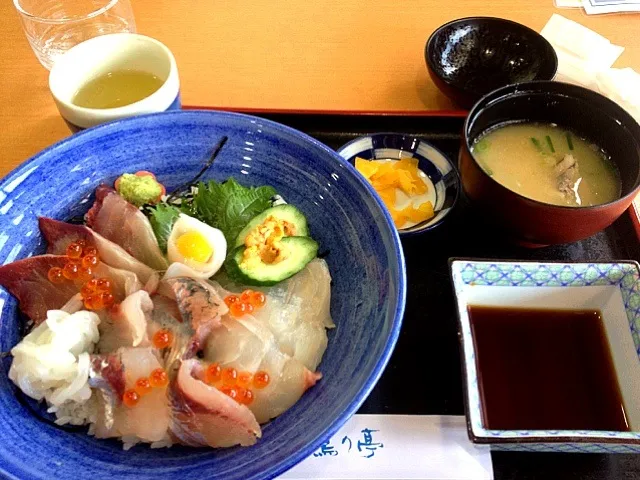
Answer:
72;70;164;109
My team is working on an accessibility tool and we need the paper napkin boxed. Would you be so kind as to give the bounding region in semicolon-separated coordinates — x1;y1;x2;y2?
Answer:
541;14;640;123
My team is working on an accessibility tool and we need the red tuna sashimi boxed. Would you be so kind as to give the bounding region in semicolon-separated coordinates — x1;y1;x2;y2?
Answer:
170;359;261;447
0;255;78;324
0;254;143;325
39;217;155;283
85;185;168;270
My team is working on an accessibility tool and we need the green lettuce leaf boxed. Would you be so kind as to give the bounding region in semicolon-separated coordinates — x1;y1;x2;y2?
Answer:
148;204;181;252
192;178;277;244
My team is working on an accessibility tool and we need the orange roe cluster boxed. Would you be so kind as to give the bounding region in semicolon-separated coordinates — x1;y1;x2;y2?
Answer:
48;240;115;311
47;239;100;284
81;277;114;311
122;368;169;407
203;363;271;406
224;289;266;317
152;329;174;349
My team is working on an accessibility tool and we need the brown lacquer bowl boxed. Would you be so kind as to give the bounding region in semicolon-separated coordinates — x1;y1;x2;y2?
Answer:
459;81;640;246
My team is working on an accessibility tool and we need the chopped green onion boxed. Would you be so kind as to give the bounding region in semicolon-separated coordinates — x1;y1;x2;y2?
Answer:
566;133;574;151
474;139;490;153
531;137;544;154
545;135;555;153
477;159;494;176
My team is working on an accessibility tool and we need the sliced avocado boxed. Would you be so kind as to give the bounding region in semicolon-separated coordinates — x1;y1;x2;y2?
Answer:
234;204;309;248
225;236;318;286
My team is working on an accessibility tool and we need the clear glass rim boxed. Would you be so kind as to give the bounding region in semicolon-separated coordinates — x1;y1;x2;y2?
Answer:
13;0;121;24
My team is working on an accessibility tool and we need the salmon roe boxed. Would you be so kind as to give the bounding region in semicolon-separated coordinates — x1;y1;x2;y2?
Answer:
149;368;169;388
253;371;270;389
82;254;99;269
81;277;114;311
208;367;262;405
96;278;111;291
229;301;247;317
122;389;140;408
249;291;266;307
237;371;253;388
219;385;238;400
62;262;80;280
49;241;115;311
77;266;93;281
134;377;152;396
100;292;115;307
153;329;174;349
224;295;239;307
237;387;254;405
225;289;266;318
47;267;65;284
205;363;222;385
222;367;238;385
66;243;83;258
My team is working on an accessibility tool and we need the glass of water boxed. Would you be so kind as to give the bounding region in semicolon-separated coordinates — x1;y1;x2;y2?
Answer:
13;0;136;70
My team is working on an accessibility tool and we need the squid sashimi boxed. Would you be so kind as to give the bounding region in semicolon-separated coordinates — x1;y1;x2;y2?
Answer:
39;217;156;284
85;185;168;270
220;259;334;370
204;313;321;424
90;347;170;445
97;290;153;353
170;359;261;448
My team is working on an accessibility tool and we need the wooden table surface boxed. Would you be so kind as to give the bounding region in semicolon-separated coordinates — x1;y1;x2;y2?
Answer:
0;0;638;177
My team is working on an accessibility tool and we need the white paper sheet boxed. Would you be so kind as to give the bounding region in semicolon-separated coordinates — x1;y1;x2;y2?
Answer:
277;415;493;480
583;0;640;14
540;14;640;124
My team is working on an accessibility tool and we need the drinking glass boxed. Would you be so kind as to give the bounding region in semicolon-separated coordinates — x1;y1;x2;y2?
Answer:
13;0;136;70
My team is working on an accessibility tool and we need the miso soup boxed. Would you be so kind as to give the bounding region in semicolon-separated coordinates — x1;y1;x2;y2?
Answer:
471;123;621;207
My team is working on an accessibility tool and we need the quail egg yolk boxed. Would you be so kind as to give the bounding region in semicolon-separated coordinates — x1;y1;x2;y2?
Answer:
242;216;294;267
175;231;213;263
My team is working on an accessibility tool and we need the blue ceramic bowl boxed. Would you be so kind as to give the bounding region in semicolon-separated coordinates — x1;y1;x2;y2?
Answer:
337;133;460;235
0;111;406;479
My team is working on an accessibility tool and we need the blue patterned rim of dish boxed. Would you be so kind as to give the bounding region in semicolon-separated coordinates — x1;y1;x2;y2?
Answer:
336;133;459;235
450;259;640;454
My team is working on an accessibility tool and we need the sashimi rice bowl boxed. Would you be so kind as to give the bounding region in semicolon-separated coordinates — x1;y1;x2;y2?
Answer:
0;111;405;480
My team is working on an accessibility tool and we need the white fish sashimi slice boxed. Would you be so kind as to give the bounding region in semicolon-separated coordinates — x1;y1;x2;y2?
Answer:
97;291;153;353
254;259;333;371
149;278;228;370
170;359;261;447
204;314;320;424
91;347;170;443
213;259;333;371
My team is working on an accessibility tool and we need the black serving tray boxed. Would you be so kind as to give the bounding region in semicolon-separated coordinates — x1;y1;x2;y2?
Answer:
250;111;640;480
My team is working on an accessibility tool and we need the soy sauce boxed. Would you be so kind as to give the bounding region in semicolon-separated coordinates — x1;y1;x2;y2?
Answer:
469;306;629;431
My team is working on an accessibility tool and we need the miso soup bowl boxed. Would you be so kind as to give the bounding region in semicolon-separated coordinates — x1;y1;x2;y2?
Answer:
459;81;640;246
